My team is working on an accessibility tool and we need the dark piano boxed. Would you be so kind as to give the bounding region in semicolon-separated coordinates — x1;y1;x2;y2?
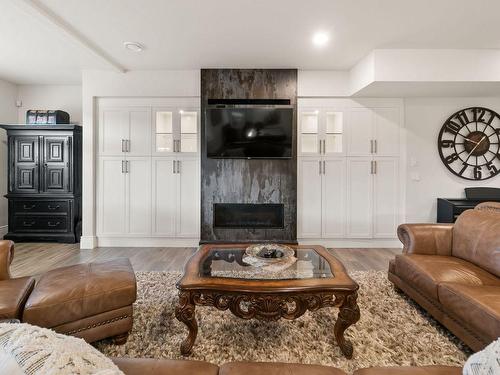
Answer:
437;187;500;223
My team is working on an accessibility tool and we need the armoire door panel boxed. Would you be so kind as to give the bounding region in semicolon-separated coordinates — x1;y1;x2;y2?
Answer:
127;157;151;235
346;158;373;238
12;136;39;193
43;136;70;193
347;109;374;156
98;158;126;235
152;158;177;236
99;109;127;155
298;158;322;238
129;109;152;156
374;108;400;156
322;158;346;237
373;158;399;238
177;158;199;237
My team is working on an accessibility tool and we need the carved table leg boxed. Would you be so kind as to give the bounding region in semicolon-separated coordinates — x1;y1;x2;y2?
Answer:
175;290;198;356
334;292;360;359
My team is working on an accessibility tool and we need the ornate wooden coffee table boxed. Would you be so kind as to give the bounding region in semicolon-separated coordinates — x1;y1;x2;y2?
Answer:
175;244;360;358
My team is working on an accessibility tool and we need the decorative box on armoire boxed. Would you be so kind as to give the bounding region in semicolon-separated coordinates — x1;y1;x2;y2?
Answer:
0;124;82;243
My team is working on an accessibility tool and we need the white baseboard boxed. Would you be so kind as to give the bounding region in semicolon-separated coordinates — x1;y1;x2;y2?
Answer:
80;236;97;249
298;238;402;248
96;237;199;247
0;225;7;239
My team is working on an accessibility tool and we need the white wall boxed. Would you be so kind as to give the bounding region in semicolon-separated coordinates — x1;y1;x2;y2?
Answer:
0;79;18;236
405;97;500;222
17;85;82;124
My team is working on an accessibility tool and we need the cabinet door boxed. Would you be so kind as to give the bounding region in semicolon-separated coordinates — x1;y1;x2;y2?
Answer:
128;108;151;156
347;109;374;156
346;158;373;238
153;109;175;155
126;157;151;235
98;109;128;156
373;157;399;238
298;158;322;238
179;110;199;154
177;158;199;237
152;158;177;236
322;158;346;237
374;108;400;156
11;136;40;193
299;111;320;156
98;157;126;235
42;136;70;193
324;111;345;155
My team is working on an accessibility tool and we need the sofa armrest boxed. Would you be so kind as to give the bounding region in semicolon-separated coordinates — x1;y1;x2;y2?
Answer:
397;224;453;256
0;240;14;280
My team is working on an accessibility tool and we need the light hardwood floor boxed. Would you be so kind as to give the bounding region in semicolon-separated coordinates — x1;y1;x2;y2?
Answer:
10;243;401;278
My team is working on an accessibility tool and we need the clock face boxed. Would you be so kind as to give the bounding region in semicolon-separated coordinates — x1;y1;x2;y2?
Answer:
438;107;500;181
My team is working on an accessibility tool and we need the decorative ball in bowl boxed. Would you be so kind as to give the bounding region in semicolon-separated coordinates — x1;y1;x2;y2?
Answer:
245;243;295;263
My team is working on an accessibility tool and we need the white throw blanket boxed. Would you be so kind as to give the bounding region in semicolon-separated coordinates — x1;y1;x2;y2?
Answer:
0;323;123;375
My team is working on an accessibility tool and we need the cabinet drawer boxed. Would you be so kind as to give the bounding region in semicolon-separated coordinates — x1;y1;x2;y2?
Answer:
12;216;69;232
13;200;69;214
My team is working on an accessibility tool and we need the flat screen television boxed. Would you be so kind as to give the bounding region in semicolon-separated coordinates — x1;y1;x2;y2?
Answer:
205;107;293;159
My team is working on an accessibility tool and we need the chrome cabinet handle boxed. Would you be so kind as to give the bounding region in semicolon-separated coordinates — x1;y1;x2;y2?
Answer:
121;139;126;153
121;160;126;173
323;160;325;174
322;140;326;154
48;221;61;227
126;161;129;173
172;161;176;174
370;140;374;154
177;160;181;174
47;204;60;210
319;161;322;175
370;161;374;174
374;140;377;154
23;221;36;227
126;139;130;152
374;160;377;174
23;204;36;210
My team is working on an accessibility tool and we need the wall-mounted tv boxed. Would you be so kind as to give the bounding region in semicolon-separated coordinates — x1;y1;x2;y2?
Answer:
205;107;293;159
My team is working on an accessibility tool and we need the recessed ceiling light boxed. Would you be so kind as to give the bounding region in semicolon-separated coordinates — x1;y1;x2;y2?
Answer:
312;32;329;47
123;42;144;52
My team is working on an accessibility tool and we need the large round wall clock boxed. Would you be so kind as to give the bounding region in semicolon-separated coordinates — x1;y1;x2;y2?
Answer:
438;107;500;180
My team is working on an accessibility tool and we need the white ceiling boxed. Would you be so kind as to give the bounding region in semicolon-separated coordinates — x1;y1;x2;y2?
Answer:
2;0;500;84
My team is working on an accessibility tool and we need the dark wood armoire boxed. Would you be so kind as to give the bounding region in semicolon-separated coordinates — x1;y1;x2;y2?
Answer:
0;124;82;243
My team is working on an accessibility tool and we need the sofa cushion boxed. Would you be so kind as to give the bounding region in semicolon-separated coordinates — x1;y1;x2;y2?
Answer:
112;357;219;375
23;259;136;328
353;366;462;375
394;254;499;300
438;283;500;340
0;277;35;320
219;362;346;375
452;209;500;277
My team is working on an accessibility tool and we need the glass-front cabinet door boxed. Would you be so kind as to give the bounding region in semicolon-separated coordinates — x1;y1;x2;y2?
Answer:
154;110;174;154
153;108;199;155
299;111;320;155
179;110;198;154
325;111;343;154
299;109;344;156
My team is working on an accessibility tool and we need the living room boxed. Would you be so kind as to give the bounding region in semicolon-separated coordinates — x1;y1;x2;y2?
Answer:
0;1;499;374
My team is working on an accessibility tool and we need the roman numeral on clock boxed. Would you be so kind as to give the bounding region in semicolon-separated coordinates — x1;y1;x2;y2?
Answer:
455;110;469;126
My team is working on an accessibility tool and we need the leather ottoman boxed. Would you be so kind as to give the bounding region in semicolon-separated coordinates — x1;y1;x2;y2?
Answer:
22;258;136;343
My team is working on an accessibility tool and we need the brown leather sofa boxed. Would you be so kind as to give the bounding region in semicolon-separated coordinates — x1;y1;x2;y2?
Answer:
389;202;500;351
111;358;462;375
0;240;137;343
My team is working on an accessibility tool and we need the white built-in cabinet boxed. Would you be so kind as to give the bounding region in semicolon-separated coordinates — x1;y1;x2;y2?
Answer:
96;100;200;243
298;100;403;242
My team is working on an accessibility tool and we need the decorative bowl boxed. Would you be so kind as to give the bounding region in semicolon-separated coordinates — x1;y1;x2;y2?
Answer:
245;243;295;263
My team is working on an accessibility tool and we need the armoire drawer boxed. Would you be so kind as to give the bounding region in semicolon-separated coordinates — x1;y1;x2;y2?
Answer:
13;200;69;214
12;216;69;232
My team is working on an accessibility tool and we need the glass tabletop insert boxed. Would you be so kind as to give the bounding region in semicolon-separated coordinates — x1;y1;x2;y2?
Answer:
199;247;334;280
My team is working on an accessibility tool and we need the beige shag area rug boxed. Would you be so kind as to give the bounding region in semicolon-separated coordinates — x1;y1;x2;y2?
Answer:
96;271;470;373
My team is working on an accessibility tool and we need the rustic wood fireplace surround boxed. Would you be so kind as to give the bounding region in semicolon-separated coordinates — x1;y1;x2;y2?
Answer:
200;69;298;244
